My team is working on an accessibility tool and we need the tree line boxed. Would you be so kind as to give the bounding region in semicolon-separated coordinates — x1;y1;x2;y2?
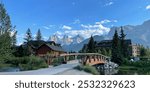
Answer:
24;28;42;42
0;3;48;70
81;27;131;65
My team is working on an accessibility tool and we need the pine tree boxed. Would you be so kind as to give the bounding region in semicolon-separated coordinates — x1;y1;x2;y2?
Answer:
36;29;42;41
0;32;12;59
101;48;107;55
0;3;12;61
111;30;123;65
0;3;12;34
24;28;32;42
87;36;95;53
11;26;17;46
120;26;128;58
140;46;147;57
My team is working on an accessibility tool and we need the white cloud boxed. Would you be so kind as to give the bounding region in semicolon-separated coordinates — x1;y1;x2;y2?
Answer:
56;21;110;38
96;19;118;25
105;2;114;6
62;25;72;30
113;20;118;22
100;19;111;24
73;19;80;24
43;25;56;30
43;26;50;30
146;5;150;10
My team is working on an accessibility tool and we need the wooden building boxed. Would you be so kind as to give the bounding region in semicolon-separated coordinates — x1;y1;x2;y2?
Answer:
22;40;65;57
36;44;65;57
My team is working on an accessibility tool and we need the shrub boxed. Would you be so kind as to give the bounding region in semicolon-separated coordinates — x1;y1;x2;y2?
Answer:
75;65;99;75
20;56;48;71
83;65;99;75
0;63;12;69
51;57;64;66
4;56;48;71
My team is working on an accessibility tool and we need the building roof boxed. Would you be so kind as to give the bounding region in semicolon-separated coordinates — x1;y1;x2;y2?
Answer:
46;44;65;52
22;40;60;49
96;39;132;48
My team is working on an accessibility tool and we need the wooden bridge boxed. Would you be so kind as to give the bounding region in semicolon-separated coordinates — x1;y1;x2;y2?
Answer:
40;53;110;66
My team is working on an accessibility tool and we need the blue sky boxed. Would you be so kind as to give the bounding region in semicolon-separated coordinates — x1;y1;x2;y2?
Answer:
2;0;150;44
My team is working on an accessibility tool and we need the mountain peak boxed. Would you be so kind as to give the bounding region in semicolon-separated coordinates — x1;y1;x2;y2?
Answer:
142;19;150;26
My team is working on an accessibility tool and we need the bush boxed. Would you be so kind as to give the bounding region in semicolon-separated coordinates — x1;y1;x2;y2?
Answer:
68;56;73;61
19;56;48;71
0;63;12;69
75;65;99;75
4;56;48;71
51;57;64;66
83;65;99;75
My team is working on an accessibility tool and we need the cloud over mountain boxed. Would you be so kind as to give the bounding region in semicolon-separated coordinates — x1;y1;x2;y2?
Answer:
54;20;113;39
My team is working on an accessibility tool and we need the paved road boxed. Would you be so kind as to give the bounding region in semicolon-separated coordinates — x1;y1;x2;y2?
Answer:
0;60;91;75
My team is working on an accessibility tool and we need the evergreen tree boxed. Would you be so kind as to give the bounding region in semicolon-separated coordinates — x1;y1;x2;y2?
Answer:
24;28;32;42
111;30;123;65
107;49;112;57
0;3;12;34
36;29;42;41
0;3;12;61
0;32;12;59
87;36;95;53
101;48;107;55
11;26;17;46
140;46;147;57
120;27;128;58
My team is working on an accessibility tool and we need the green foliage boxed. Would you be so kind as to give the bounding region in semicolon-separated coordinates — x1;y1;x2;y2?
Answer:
0;3;12;33
0;32;12;62
111;30;123;65
52;57;64;66
19;56;48;71
11;26;17;46
75;65;99;75
87;36;96;53
140;46;148;57
24;28;32;42
0;64;12;69
13;45;31;57
119;27;129;58
68;56;75;61
5;56;48;71
0;3;13;63
36;29;42;41
119;60;150;75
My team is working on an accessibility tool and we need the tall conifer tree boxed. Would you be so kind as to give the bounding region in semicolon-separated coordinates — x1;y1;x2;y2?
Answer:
111;30;123;65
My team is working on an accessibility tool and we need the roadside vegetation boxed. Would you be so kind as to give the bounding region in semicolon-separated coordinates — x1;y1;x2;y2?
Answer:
3;56;48;71
74;65;99;75
52;57;64;66
0;3;49;71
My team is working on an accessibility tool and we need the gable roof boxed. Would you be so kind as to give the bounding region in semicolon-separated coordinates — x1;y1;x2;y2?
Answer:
37;43;65;52
46;44;65;52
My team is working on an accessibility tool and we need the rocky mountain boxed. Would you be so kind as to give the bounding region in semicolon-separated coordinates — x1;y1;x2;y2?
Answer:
61;35;73;45
49;34;84;45
49;34;60;43
51;19;150;52
62;35;105;52
107;20;150;47
71;34;84;44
